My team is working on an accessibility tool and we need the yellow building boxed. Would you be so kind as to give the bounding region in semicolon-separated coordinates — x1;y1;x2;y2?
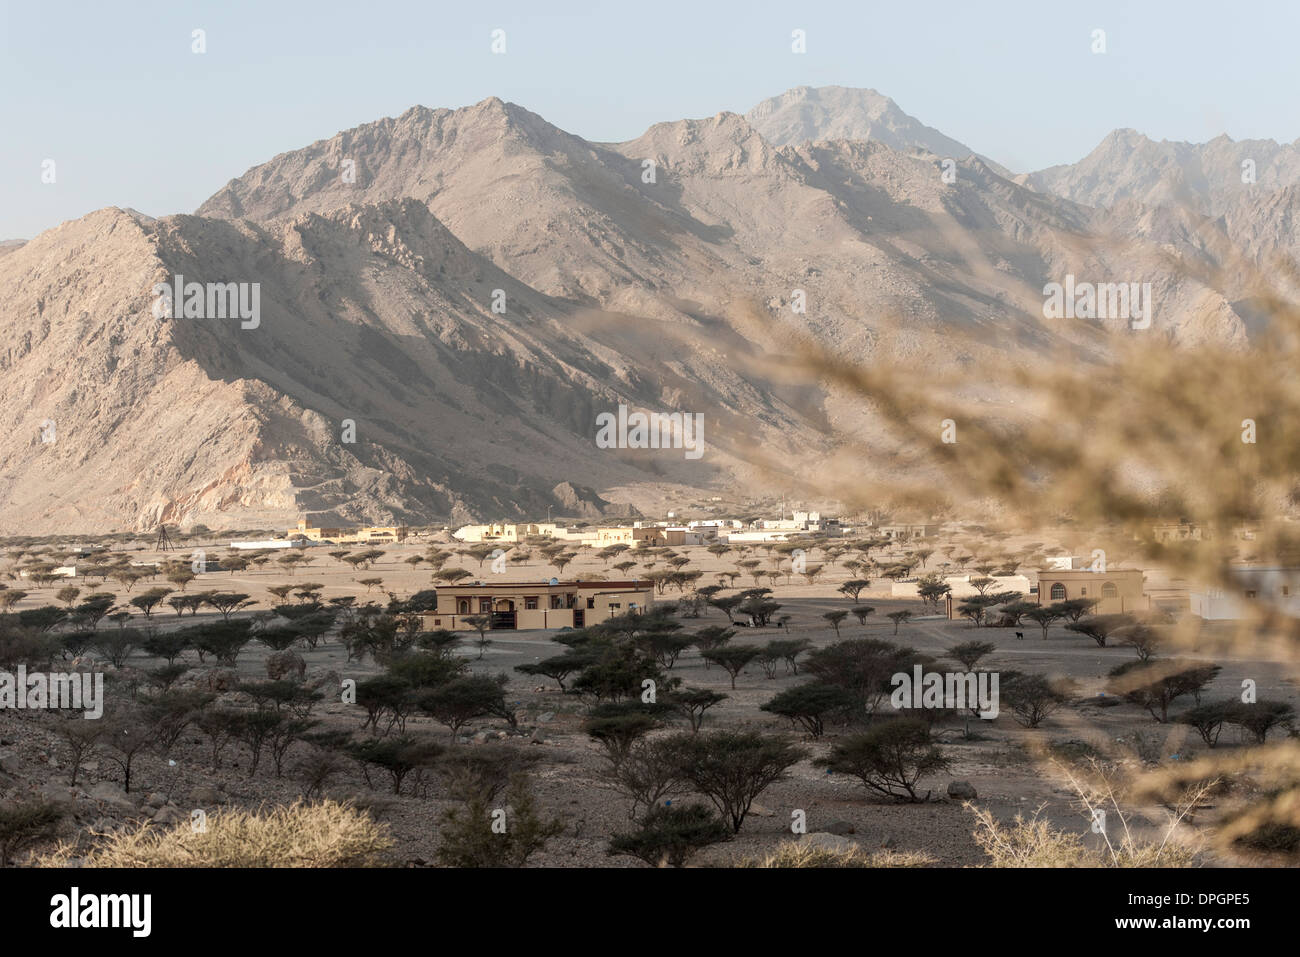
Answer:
1036;568;1147;614
422;579;654;631
287;517;407;544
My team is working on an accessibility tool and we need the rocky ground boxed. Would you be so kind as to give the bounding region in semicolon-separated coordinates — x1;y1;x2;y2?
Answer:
2;532;1296;867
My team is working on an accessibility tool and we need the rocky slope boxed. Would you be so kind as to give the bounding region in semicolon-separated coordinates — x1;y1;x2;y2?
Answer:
2;90;1289;533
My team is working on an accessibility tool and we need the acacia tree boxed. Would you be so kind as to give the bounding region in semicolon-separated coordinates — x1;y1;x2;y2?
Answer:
815;719;948;802
886;610;913;634
129;587;173;620
204;592;253;622
0;801;62;867
436;774;563;867
419;675;505;740
1225;700;1295;744
608;803;731;867
463;615;492;659
1003;673;1071;728
1066;614;1133;648
666;687;728;733
668;731;805;833
1108;660;1221;723
1178;701;1234;747
1025;604;1067;640
515;650;590;691
585;702;663;769
700;645;760;689
851;605;875;625
948;640;996;672
760;682;853;737
822;610;849;637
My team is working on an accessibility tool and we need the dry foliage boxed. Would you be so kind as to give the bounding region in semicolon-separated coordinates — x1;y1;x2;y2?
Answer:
36;800;392;868
733;841;936;868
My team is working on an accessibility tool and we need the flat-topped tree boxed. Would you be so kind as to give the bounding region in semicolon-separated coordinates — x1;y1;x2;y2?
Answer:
761;681;853;737
433;567;472;585
1065;613;1134;647
701;644;760;689
204;592;253;621
666;687;728;733
886;610;913;634
1024;603;1067;639
1108;659;1221;723
816;719;948;803
837;579;871;602
948;640;996;672
822;610;848;636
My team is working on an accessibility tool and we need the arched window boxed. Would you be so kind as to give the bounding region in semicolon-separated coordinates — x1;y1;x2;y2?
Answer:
1050;583;1066;600
1102;582;1118;599
457;599;470;614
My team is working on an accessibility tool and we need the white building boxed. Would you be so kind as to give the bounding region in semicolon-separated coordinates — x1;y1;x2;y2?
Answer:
1190;566;1300;620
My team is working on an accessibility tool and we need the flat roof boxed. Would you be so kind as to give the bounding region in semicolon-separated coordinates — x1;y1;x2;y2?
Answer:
433;579;648;591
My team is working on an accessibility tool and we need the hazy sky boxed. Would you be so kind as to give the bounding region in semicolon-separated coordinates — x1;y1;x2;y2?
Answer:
3;0;1298;239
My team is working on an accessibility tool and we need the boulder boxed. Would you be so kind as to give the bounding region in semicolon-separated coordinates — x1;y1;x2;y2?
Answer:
145;792;168;809
266;650;306;681
188;786;227;806
947;780;978;801
307;670;342;694
85;782;135;812
151;806;185;826
39;781;77;807
824;820;856;835
802;832;860;853
196;668;240;693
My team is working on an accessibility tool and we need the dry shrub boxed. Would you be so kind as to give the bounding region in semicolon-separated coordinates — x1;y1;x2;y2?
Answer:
1127;739;1300;858
968;803;1200;868
733;841;935;868
36;800;392;868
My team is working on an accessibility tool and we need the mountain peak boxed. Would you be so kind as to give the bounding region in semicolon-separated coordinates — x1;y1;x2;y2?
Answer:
744;85;979;160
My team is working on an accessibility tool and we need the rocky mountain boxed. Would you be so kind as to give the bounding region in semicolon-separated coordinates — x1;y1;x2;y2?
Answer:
0;200;805;534
745;86;1003;170
1022;129;1300;217
0;90;1285;534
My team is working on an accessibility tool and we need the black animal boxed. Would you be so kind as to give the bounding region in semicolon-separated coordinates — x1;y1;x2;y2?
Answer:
1015;631;1024;640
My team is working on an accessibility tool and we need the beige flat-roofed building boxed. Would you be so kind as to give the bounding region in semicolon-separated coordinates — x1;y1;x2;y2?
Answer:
289;517;406;544
1036;568;1147;614
422;579;654;631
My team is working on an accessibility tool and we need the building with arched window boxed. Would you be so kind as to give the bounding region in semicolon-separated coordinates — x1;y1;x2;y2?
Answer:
422;579;654;631
1035;568;1147;614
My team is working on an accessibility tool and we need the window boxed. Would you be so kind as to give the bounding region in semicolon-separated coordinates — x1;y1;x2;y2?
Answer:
609;603;621;611
1050;583;1066;600
1245;590;1257;599
524;597;538;610
550;595;563;609
479;598;492;613
457;600;469;614
586;597;596;609
1102;582;1118;599
1284;586;1291;597
1080;586;1087;596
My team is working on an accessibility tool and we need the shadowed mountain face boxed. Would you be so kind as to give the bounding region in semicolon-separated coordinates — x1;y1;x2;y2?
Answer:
1;89;1288;533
